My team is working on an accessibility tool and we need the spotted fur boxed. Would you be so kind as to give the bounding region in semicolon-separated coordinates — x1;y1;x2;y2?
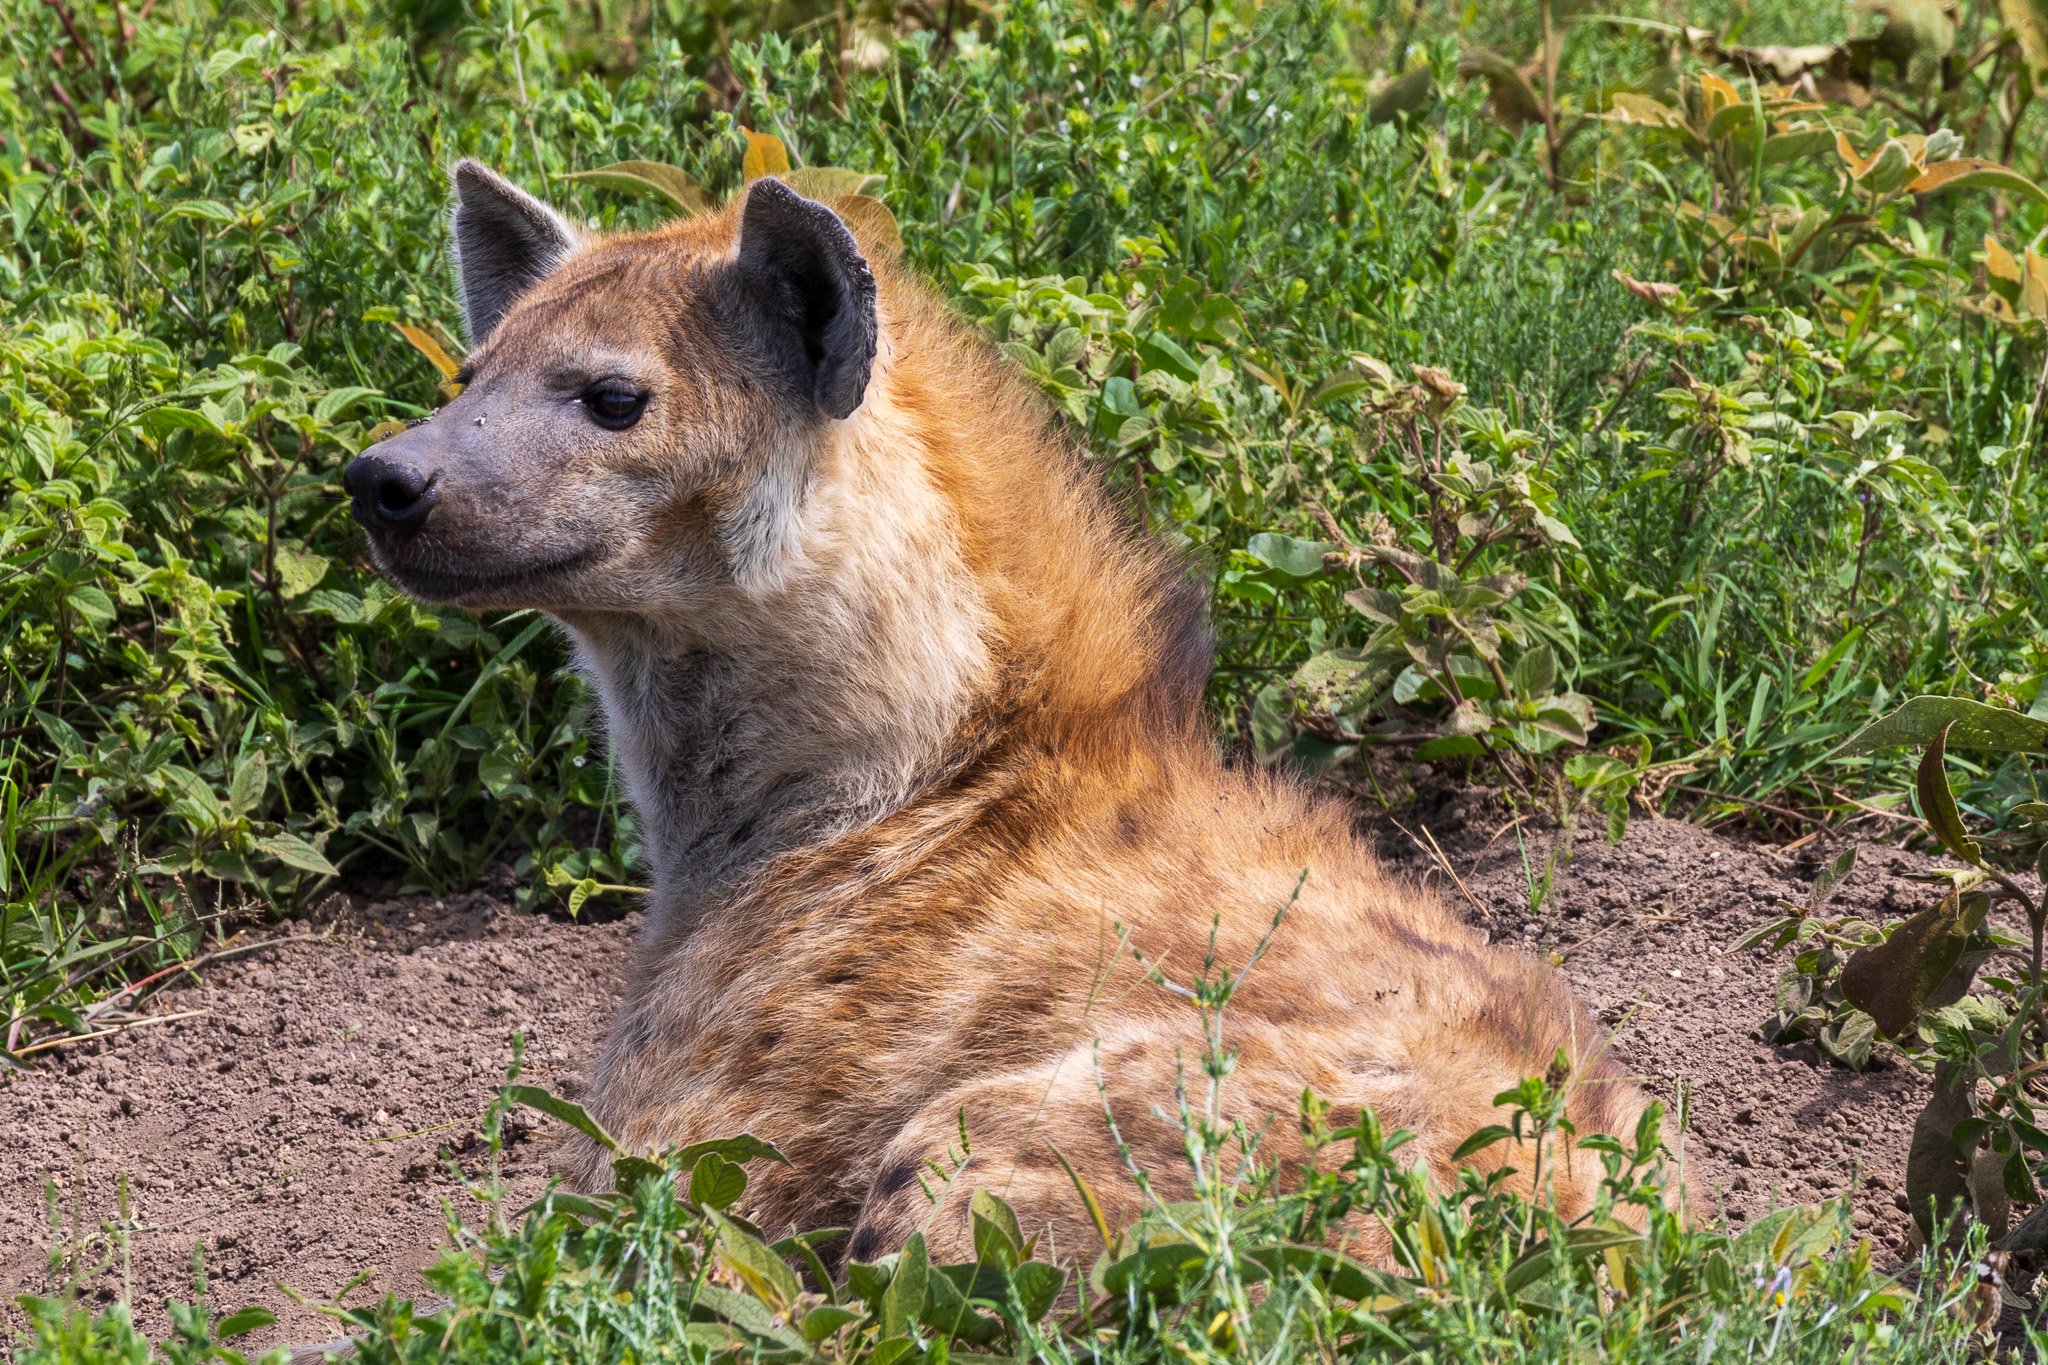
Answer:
349;166;1653;1268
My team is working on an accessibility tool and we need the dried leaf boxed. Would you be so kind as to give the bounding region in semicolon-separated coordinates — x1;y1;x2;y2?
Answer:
391;321;462;381
1839;888;1988;1037
1699;70;1740;115
1605;92;1687;130
1728;42;1841;79
741;129;793;182
829;193;903;260
1614;270;1682;304
1908;158;2048;204
782;166;885;200
1986;234;2024;284
560;160;709;215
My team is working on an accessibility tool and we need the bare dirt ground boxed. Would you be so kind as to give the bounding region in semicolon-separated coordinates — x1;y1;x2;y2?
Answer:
1;808;1952;1352
0;892;635;1353
1367;799;1933;1249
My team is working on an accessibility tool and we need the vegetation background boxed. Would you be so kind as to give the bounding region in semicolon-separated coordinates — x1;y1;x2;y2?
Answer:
5;0;2048;1356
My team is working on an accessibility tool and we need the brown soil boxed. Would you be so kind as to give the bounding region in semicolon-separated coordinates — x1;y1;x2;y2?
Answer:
0;892;635;1354
1;810;1953;1353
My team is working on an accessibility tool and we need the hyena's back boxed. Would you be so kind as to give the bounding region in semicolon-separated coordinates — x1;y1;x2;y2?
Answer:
570;737;1645;1263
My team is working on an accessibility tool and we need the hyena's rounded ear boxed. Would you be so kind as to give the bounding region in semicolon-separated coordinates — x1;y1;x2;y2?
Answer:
735;178;877;421
450;160;579;343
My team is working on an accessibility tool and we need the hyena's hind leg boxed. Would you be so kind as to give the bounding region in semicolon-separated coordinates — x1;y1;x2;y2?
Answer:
841;1021;1404;1270
844;1013;1649;1271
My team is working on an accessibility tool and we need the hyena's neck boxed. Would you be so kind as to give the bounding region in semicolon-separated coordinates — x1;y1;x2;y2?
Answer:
564;420;998;937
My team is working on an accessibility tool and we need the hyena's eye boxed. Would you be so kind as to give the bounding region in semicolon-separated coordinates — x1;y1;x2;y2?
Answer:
580;383;650;432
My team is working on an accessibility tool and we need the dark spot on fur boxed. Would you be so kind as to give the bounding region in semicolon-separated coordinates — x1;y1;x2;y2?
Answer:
1115;809;1143;845
728;816;758;846
1135;570;1213;728
758;1030;781;1052
1392;922;1449;958
823;970;857;987
847;1225;882;1263
876;1161;917;1197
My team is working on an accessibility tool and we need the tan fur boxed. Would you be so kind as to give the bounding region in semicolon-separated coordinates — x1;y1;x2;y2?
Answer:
356;177;1653;1268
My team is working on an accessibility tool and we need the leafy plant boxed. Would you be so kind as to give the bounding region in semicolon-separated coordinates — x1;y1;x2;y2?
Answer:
15;1061;2013;1363
1746;695;2048;1253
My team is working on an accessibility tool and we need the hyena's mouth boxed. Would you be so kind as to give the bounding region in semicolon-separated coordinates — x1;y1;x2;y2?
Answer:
378;544;603;605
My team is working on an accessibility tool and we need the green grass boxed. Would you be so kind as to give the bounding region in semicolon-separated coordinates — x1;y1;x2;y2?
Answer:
9;1049;2026;1363
6;0;2048;1353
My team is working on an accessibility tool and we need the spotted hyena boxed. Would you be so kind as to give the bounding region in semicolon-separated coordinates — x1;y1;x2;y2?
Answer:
343;162;1651;1265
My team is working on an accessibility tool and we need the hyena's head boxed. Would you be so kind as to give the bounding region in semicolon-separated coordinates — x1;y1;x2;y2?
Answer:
343;161;877;613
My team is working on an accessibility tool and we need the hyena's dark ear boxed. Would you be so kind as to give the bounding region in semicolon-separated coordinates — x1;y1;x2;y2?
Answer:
450;160;579;342
735;178;877;421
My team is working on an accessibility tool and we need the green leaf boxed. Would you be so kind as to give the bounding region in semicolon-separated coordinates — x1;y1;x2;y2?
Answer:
801;1305;862;1342
1511;643;1557;699
561;160;710;214
1415;735;1486;761
881;1231;929;1338
690;1151;749;1209
671;1134;789;1171
1838;696;2048;756
312;386;382;424
272;546;330;599
214;1307;276;1338
504;1084;620;1153
1245;532;1335;582
1451;1124;1515;1160
164;198;238;223
1009;1260;1067;1320
690;1284;806;1349
1810;844;1857;910
253;833;338;878
478;749;524;797
611;1155;666;1190
229;751;267;815
64;585;117;625
304;588;367;623
710;1209;803;1310
1729;915;1801;953
1916;726;1982;866
1100;1240;1208;1300
970;1189;1024;1269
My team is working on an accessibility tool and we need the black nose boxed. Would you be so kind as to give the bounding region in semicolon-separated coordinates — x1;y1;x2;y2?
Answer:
342;451;440;530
